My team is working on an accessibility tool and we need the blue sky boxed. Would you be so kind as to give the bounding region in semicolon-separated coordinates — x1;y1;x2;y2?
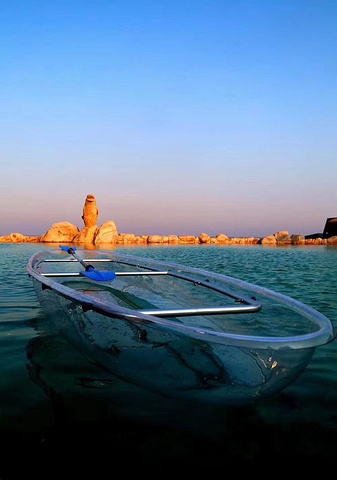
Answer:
1;0;336;237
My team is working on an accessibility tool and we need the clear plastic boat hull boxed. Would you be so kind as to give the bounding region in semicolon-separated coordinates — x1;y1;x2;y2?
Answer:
27;249;335;404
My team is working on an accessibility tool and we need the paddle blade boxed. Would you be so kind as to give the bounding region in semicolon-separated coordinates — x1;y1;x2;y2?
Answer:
80;269;116;282
59;245;76;252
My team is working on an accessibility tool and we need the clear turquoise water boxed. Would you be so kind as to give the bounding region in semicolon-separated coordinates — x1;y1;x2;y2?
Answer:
1;243;337;472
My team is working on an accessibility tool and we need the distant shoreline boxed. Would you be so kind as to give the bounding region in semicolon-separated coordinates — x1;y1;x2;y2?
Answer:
2;196;336;247
1;230;337;246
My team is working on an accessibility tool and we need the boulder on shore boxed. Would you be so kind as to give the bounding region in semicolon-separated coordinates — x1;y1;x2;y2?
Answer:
178;236;198;244
216;234;231;244
9;233;25;242
73;225;98;244
291;234;305;245
40;222;79;243
118;233;136;244
148;235;164;243
0;233;41;243
274;231;291;244
94;221;118;245
168;235;179;244
199;233;211;244
260;235;277;245
327;236;337;244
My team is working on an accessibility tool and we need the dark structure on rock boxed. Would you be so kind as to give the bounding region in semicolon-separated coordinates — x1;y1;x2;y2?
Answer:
323;217;337;238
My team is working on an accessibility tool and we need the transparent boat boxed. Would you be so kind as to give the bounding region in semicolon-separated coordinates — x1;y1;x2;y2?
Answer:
27;248;335;404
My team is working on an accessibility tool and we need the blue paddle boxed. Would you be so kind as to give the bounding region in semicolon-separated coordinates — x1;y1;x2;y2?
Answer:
59;246;116;282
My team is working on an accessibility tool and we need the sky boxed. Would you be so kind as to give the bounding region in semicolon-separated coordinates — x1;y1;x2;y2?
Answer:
1;0;336;238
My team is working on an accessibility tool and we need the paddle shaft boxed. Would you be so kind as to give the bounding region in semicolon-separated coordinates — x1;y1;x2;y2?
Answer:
59;245;116;281
65;247;94;272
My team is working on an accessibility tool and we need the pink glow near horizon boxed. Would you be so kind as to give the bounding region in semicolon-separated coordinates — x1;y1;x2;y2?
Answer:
0;191;332;238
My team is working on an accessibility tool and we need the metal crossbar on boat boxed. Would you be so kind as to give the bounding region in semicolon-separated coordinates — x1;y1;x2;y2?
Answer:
41;271;169;277
40;256;261;318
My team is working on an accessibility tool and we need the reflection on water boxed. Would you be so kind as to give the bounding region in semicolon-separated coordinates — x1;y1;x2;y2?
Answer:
1;243;337;473
13;315;337;469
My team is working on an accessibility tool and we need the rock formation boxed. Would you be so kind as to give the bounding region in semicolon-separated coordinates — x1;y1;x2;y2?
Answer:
291;234;305;245
199;233;211;244
94;221;119;245
327;236;337;244
216;234;231;244
274;231;292;244
73;226;98;244
40;222;79;243
148;235;165;244
168;235;179;244
82;194;99;227
0;232;40;243
73;194;99;244
260;235;277;245
178;236;199;244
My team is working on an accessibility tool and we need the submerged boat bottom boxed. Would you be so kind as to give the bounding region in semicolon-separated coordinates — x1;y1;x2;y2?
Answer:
33;279;314;405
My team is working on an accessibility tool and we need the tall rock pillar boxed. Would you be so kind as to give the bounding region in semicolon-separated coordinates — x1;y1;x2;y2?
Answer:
73;194;99;243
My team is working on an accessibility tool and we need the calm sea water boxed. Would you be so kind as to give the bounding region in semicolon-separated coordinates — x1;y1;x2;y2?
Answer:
1;242;337;473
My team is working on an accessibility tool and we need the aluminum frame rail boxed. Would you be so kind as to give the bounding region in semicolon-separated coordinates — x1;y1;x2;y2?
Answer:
41;271;168;277
40;257;262;318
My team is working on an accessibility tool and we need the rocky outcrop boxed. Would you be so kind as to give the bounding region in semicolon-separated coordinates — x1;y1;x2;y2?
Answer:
327;236;337;244
0;227;334;246
118;233;137;244
274;231;292;244
291;234;306;245
260;235;277;245
82;194;99;227
179;236;199;244
94;221;118;245
73;226;98;244
40;222;79;243
305;237;328;245
0;233;40;243
231;237;258;244
72;194;100;243
168;235;179;244
9;233;25;243
148;235;165;244
260;231;293;245
216;234;231;244
199;233;211;244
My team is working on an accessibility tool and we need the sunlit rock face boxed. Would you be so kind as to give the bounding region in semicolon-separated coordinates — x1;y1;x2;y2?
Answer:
73;194;100;244
327;236;337;244
260;235;277;245
40;222;79;243
291;234;305;245
199;233;211;244
178;236;198;244
82;194;99;227
216;234;231;244
274;231;291;244
73;225;98;244
94;221;119;245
